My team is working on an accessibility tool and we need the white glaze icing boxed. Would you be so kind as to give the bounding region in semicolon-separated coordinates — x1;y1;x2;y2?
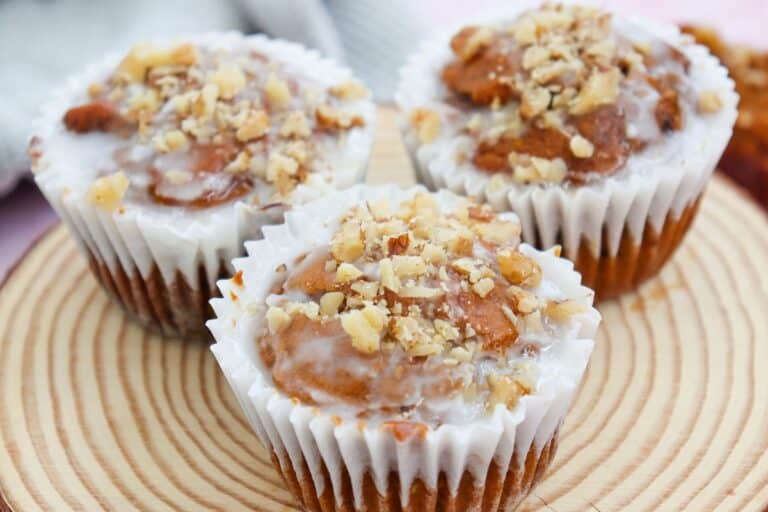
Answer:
32;32;376;287
396;2;738;258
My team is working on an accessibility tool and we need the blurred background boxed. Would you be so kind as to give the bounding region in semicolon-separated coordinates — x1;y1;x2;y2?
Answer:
1;0;767;281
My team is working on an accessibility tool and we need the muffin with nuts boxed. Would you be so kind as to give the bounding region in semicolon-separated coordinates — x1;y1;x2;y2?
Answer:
30;32;376;338
210;185;599;511
396;2;737;299
682;24;768;209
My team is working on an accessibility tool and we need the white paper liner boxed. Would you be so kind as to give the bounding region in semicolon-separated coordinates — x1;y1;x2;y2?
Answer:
208;184;600;509
395;2;738;259
32;31;376;292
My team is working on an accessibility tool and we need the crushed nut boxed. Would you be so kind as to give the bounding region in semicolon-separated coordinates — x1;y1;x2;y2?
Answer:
544;299;586;321
341;306;386;353
698;90;723;113
266;306;292;334
459;26;496;61
210;62;246;99
280;111;311;138
319;292;344;316
265;73;292;107
331;220;364;262
569;134;595;158
569;68;621;115
410;108;441;144
236;110;270;142
86;171;130;212
498;250;542;287
472;277;495;298
336;262;363;283
329;81;369;100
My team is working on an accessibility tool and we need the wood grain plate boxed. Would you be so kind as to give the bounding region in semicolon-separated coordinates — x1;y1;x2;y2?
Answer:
1;109;768;511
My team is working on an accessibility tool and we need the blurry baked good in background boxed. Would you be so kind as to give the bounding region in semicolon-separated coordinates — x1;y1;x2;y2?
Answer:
682;24;768;208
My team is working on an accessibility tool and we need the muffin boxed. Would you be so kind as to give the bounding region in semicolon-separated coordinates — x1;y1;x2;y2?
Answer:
30;32;376;338
396;2;738;299
682;25;768;208
209;185;600;511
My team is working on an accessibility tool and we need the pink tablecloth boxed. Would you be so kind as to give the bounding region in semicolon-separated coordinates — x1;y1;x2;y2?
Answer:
1;0;766;282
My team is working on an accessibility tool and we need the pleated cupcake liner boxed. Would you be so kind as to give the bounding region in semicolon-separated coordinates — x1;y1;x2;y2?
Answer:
32;32;376;337
395;3;738;275
209;184;600;510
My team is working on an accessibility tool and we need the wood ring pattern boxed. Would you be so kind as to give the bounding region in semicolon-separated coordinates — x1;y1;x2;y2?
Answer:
2;109;768;511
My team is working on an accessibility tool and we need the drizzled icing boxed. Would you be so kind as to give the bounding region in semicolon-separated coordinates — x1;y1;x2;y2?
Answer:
406;3;721;186
46;36;372;212
251;193;593;426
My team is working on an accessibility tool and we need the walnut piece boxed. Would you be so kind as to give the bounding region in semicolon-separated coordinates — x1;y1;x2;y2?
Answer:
86;171;130;212
410;108;441;144
698;90;723;113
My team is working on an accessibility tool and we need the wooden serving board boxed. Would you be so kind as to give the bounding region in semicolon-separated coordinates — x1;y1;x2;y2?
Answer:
2;109;768;512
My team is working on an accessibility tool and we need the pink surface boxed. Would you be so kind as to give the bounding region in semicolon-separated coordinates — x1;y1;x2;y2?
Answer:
0;180;56;282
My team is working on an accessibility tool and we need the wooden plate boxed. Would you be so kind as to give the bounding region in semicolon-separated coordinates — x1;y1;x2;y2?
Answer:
2;109;768;511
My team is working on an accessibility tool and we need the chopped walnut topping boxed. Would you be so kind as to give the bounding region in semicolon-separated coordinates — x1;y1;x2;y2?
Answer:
513;156;567;184
266;306;292;334
379;258;401;293
520;86;551;119
507;286;538;314
341;306;386;353
255;193;589;419
472;277;495;298
336;262;363;283
410;108;441;144
569;135;595;158
265;73;292;108
236;110;270;142
458;26;496;61
569;68;621;115
435;3;696;185
319;291;345;316
316;104;364;130
329;81;369;100
698;90;723;113
487;374;526;410
331;220;364;262
280;111;311;139
498;250;542;287
210;62;246;100
87;83;104;98
60;38;373;212
391;255;427;278
86;171;130;212
117;42;198;83
544;299;586;321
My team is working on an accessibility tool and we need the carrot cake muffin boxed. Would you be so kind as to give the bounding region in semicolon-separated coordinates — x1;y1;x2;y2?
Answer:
682;25;768;208
30;32;376;338
397;2;738;299
210;185;600;511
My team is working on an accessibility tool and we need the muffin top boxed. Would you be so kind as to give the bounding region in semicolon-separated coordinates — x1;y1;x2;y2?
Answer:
405;3;726;186
246;191;597;428
30;34;374;214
